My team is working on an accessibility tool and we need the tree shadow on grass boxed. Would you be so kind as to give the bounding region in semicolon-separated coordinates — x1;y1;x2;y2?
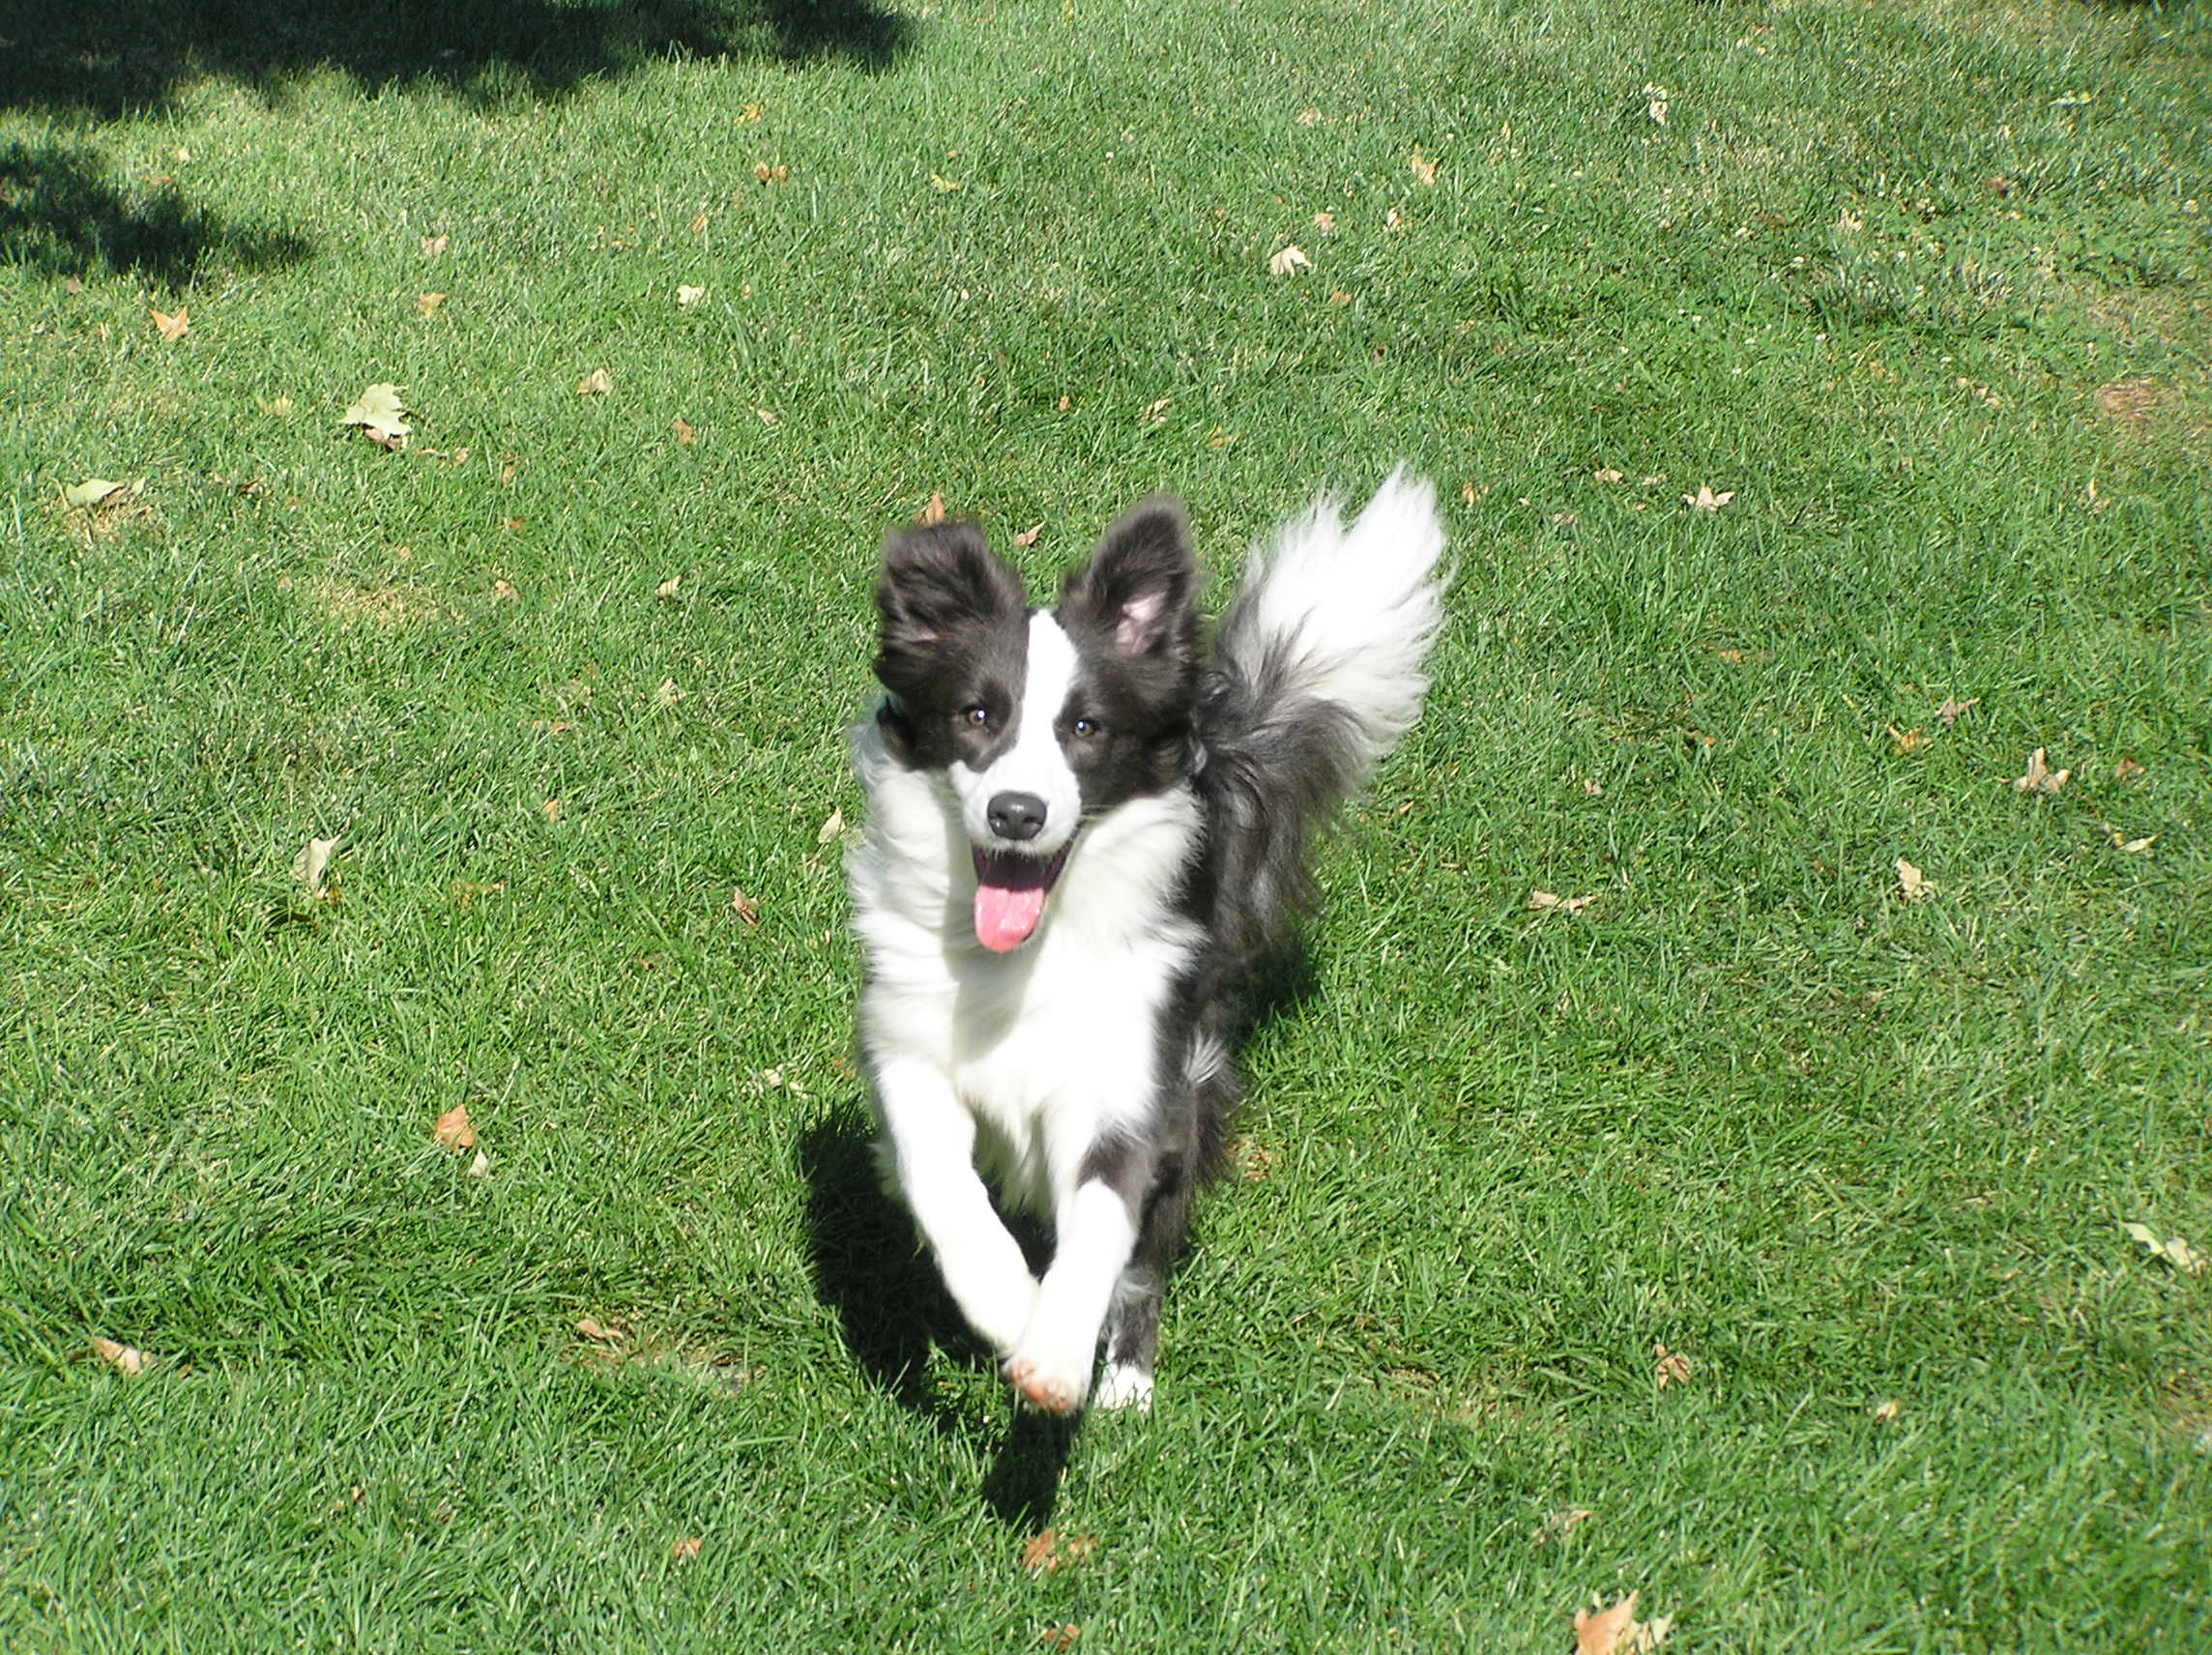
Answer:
1;141;313;285
0;0;914;121
799;1100;1079;1533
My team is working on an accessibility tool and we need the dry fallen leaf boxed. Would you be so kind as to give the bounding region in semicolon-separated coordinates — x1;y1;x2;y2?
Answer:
1895;857;1932;901
755;161;790;185
292;833;341;897
737;102;764;124
655;575;682;599
817;807;846;846
1312;210;1337;234
655;678;685;709
1295;106;1323;127
91;1337;148;1377
1268;244;1312;276
731;888;761;925
1653;1344;1692;1389
2123;1222;2207;1274
421;234;449;256
464;1149;491;1179
1013;522;1044;548
671;1536;702;1562
340;383;412;450
676;284;706;307
2110;829;2156;855
1682;484;1735;510
2014;747;2070;796
1593;467;1624;484
416;292;446;317
542;798;562;823
575;1318;621;1343
1581;777;1605;797
1040;1628;1080;1652
2112;756;2144;783
151;305;189;341
919;491;946;525
1889;725;1928;754
492;578;520;602
1936;695;1980;725
1576;1592;1673;1655
1408;148;1439;187
577;367;612;396
689;211;710;234
1873;1399;1903;1423
434;1105;478;1151
671;416;696;446
1532;1507;1595;1545
1528;889;1596;915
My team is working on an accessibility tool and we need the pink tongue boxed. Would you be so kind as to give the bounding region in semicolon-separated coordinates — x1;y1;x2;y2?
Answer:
975;882;1047;952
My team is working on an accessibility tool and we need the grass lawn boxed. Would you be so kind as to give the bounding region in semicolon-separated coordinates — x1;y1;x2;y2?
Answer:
4;0;2210;1647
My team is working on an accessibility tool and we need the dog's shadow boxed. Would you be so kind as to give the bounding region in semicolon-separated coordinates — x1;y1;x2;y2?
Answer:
799;1104;1077;1531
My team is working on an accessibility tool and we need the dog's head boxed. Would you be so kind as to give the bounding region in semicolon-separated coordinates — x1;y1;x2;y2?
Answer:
872;498;1201;951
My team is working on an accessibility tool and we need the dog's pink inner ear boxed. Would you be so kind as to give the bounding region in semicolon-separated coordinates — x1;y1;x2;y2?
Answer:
1116;588;1168;655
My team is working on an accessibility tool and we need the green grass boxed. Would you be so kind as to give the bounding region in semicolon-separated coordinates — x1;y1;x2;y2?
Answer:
4;0;2211;1647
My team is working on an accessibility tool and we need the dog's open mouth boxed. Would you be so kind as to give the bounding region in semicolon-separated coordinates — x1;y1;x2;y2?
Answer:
971;838;1075;952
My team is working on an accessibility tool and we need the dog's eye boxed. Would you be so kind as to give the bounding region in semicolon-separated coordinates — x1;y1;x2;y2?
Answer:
1071;716;1101;738
964;705;991;726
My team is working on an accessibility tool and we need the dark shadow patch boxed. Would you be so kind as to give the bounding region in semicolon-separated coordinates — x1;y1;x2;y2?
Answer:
0;0;914;120
0;142;312;285
800;1100;1077;1533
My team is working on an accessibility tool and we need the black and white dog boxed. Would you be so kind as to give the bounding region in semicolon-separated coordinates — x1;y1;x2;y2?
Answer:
846;469;1445;1413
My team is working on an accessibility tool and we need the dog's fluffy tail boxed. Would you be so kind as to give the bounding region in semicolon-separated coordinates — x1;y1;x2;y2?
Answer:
1195;465;1447;973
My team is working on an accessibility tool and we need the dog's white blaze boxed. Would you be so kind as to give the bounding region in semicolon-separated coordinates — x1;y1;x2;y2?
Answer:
948;611;1084;855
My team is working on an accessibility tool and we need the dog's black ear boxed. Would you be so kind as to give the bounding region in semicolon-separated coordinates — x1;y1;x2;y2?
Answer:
874;520;1027;658
1060;498;1199;659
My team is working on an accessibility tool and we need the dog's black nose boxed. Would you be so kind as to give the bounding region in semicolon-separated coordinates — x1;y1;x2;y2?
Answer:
986;792;1048;842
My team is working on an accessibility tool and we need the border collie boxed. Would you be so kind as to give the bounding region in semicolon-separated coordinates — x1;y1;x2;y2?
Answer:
846;469;1445;1413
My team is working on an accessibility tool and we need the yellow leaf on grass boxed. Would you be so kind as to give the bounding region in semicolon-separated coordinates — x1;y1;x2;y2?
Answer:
434;1105;477;1151
676;284;706;306
577;367;612;395
1408;148;1439;187
817;807;846;846
1529;889;1595;915
1895;857;1932;901
420;234;449;256
151;306;189;341
671;417;696;446
2123;1222;2207;1274
292;833;341;897
1653;1344;1692;1389
731;888;760;924
341;383;412;450
1888;725;1927;754
655;575;682;598
63;478;139;509
1593;467;1624;484
416;292;446;317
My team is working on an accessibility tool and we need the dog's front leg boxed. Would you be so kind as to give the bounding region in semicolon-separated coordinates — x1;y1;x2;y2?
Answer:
1005;1178;1139;1414
875;1061;1038;1354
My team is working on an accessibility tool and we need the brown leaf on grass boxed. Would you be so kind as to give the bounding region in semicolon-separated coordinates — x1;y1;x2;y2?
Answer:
1529;889;1595;915
1593;467;1624;484
151;305;189;341
1408;148;1439;187
689;211;710;233
2095;376;2168;433
2014;747;2070;795
491;578;520;602
416;292;446;317
62;274;84;295
1873;1398;1903;1423
1936;695;1979;725
542;798;562;823
1267;244;1312;276
421;234;449;256
1888;724;1928;754
434;1105;477;1151
575;1318;623;1343
919;491;946;525
91;1337;148;1377
731;888;760;924
671;416;696;446
1575;1592;1673;1654
655;678;685;709
1532;1507;1594;1545
1295;106;1323;127
655;575;682;599
754;161;790;186
1013;522;1044;548
1894;857;1932;901
671;1536;702;1562
2113;756;2144;783
1233;1140;1277;1181
1312;210;1337;234
1022;1528;1098;1576
1040;1628;1080;1652
577;367;612;395
1681;484;1734;510
1653;1344;1692;1389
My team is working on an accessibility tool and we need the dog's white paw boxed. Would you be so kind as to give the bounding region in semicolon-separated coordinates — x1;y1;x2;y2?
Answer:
1004;1341;1091;1415
1091;1362;1152;1413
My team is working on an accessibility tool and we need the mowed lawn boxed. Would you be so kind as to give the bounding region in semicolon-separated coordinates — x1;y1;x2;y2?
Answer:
3;0;2209;1648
